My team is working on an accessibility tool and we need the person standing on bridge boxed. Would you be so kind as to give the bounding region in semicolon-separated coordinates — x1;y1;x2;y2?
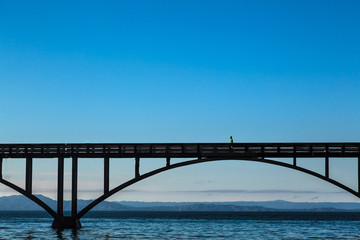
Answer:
230;136;233;144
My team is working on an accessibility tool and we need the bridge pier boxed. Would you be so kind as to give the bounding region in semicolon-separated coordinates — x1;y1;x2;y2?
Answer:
51;216;81;229
51;157;81;229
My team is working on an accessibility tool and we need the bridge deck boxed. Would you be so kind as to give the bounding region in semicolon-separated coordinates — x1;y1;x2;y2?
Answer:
0;143;359;158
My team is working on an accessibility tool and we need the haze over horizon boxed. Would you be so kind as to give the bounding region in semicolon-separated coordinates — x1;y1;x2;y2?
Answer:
1;1;359;203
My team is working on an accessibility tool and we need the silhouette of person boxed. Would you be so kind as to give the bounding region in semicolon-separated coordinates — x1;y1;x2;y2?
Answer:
230;136;234;151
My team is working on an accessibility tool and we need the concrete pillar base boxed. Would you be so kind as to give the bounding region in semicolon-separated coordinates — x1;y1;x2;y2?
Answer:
51;216;81;229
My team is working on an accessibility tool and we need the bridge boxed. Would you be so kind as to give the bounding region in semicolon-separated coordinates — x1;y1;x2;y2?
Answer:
0;142;359;228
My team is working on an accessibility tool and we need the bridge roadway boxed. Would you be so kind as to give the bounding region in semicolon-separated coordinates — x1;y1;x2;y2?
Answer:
0;142;360;229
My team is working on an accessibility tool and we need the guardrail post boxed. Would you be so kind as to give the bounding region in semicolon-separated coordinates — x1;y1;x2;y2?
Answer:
25;157;32;194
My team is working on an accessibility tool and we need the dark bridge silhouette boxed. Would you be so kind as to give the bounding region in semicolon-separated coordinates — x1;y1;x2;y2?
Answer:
0;142;359;228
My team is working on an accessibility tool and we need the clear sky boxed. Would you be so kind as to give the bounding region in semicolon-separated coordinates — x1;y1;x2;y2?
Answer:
0;1;360;203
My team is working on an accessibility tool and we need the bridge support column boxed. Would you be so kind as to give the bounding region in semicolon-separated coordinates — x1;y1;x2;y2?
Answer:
325;157;329;178
26;157;32;193
0;157;2;179
51;216;81;229
104;157;109;193
72;157;78;217
135;157;140;178
51;157;82;229
57;157;64;217
358;156;360;193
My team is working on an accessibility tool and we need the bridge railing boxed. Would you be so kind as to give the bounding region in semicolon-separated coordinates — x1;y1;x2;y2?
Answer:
0;143;359;158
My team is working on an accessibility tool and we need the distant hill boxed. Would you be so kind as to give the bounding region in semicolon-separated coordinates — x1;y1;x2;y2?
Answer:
0;195;132;211
137;203;275;212
1;195;360;212
117;200;360;211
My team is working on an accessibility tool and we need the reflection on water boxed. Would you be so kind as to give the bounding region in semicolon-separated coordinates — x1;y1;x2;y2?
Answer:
0;212;360;239
70;230;79;240
56;229;64;240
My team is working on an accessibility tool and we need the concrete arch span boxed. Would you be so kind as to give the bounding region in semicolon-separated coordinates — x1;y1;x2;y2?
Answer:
0;178;57;218
78;157;359;219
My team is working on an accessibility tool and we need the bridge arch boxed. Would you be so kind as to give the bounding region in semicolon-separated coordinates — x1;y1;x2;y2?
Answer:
0;178;57;218
78;157;359;218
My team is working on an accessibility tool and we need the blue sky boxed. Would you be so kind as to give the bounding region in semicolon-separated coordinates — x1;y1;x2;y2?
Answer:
0;0;360;202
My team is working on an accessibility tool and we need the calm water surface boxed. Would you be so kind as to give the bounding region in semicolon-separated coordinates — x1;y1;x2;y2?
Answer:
0;212;360;239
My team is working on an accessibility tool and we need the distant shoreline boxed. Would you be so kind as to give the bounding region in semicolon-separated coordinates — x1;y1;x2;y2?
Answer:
1;195;360;212
1;211;360;222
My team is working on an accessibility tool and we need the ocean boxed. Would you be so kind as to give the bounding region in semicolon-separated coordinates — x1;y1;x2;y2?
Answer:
0;211;360;239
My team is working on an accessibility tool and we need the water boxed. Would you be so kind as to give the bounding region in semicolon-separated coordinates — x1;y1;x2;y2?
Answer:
0;211;360;239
